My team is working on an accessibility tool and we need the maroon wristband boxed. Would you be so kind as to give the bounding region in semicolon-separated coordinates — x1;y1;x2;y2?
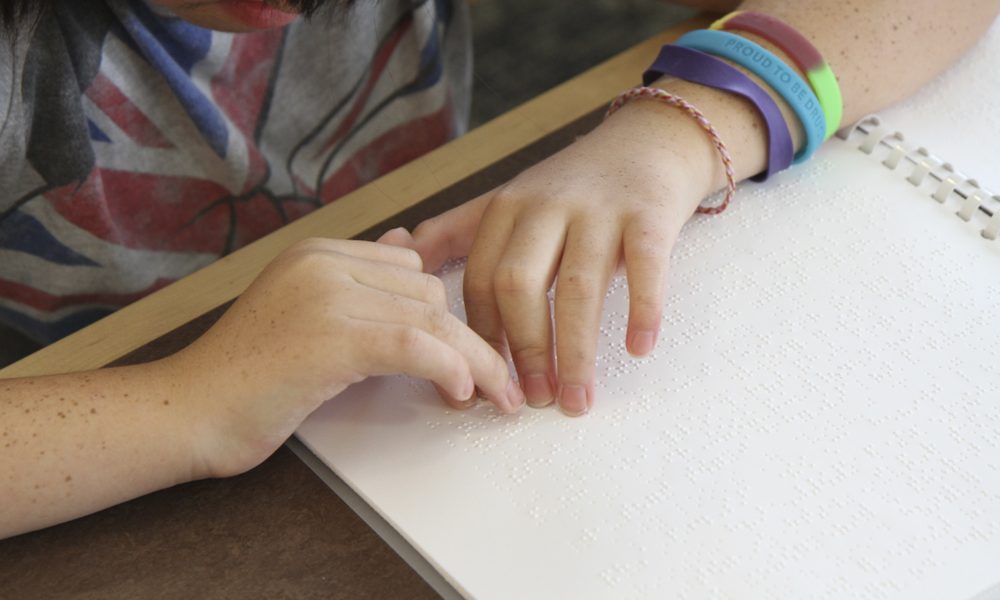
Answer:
643;44;794;181
712;11;843;138
715;12;823;72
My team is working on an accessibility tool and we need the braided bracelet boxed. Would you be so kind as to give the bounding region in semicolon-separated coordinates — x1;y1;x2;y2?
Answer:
606;86;737;215
643;44;793;181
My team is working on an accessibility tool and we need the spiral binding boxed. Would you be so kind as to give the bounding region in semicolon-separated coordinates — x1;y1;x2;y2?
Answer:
838;116;1000;241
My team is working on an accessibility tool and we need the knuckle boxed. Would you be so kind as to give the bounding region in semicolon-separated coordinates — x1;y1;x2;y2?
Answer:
493;264;534;296
281;248;332;276
630;290;661;313
392;326;426;355
295;236;326;248
420;303;454;333
490;185;520;208
510;342;550;367
281;238;319;260
463;271;494;302
557;273;602;302
558;346;593;373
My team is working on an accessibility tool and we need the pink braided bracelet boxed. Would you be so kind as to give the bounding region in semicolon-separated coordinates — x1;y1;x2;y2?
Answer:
605;86;736;215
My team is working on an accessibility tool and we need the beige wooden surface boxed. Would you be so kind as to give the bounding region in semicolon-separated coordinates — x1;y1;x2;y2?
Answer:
0;18;708;380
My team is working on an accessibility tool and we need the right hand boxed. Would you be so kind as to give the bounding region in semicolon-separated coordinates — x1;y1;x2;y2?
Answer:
171;238;523;478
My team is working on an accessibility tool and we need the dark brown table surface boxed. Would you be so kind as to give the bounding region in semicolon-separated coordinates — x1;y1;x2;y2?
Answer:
0;110;602;599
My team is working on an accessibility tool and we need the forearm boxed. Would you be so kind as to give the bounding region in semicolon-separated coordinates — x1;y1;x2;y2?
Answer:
0;358;205;539
738;0;999;126
605;0;999;207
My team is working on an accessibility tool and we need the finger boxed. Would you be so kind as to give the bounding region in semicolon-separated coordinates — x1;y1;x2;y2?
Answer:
348;264;477;410
409;192;495;272
376;227;414;248
347;264;475;412
348;259;450;308
493;210;566;408
622;212;679;357
348;293;523;414
348;319;475;402
432;382;479;411
463;191;518;357
286;237;424;271
553;219;621;417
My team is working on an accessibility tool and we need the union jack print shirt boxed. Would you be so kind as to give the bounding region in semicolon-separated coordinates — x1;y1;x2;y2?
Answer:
0;0;471;344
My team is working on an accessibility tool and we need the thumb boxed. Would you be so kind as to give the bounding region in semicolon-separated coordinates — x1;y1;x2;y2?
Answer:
382;192;493;273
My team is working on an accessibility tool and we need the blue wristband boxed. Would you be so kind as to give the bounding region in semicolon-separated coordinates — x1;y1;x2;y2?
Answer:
643;45;794;181
675;29;826;163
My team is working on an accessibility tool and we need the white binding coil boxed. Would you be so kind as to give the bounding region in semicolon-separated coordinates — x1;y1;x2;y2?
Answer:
907;149;932;186
934;177;958;203
983;209;1000;241
882;139;907;170
845;116;997;241
957;192;983;221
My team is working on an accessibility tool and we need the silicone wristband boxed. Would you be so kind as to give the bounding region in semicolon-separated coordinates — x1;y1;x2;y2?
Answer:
676;29;826;163
643;44;793;181
712;11;843;139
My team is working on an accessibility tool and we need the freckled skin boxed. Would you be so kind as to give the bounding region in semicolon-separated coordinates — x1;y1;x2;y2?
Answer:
2;362;196;537
3;0;999;539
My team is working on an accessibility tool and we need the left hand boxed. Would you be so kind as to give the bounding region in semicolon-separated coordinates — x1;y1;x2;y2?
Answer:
380;103;714;416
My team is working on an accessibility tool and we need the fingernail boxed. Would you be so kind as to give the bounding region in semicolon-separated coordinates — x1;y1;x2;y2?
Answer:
456;396;478;409
506;379;525;413
558;384;590;417
454;384;478;410
461;375;475;401
628;330;657;356
523;373;555;408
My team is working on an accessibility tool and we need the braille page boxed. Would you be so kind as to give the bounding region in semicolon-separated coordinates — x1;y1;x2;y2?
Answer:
296;22;1000;600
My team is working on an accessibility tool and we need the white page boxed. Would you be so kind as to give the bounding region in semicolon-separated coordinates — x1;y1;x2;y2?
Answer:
297;20;1000;600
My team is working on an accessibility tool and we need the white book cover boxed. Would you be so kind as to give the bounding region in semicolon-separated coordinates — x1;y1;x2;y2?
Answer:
296;21;1000;600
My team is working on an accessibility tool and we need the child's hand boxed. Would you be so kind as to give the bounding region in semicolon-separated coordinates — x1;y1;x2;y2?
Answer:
381;102;717;416
173;238;522;478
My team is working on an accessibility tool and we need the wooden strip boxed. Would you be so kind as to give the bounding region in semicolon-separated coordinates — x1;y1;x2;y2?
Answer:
0;19;707;379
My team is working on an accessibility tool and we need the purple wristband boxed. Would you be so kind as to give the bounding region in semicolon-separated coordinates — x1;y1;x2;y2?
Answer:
643;44;793;181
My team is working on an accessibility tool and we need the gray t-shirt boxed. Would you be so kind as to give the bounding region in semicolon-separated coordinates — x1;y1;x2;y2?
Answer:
0;0;472;346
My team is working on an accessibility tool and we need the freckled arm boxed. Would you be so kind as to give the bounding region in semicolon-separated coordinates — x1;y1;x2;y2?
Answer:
733;0;999;128
0;358;206;539
614;0;999;200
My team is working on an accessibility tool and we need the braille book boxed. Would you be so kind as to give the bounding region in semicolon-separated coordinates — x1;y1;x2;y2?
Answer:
295;21;1000;600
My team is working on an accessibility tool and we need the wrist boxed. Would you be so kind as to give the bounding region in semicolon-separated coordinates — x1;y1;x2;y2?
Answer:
605;77;774;203
142;354;224;481
166;337;306;479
